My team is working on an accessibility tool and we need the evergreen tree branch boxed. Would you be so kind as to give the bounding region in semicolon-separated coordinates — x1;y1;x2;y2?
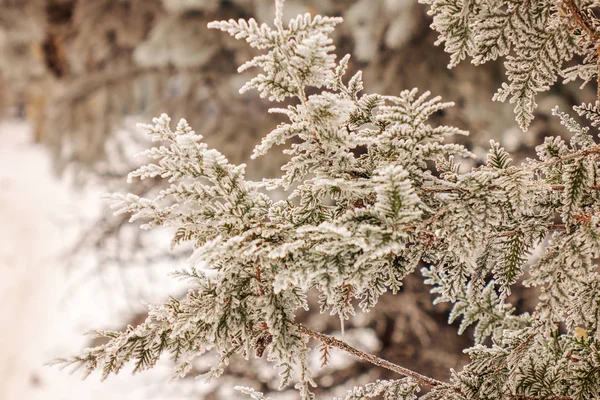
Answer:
493;332;538;374
550;184;600;191
532;144;600;171
511;396;572;400
56;3;600;398
295;324;577;400
293;322;453;390
562;0;599;43
491;224;566;238
562;0;600;102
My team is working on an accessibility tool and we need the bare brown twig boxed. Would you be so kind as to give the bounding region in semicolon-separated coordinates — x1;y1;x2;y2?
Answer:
294;322;579;400
293;322;452;389
293;323;578;400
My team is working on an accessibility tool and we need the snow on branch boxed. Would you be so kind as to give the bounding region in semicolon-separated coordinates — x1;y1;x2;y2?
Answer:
55;1;600;399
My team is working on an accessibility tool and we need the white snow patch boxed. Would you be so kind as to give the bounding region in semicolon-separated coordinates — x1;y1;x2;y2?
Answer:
0;119;208;400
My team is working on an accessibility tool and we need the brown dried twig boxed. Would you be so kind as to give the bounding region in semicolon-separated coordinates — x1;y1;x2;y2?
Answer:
293;322;451;389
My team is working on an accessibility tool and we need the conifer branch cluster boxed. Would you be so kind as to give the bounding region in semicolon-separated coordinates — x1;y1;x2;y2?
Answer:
422;0;600;131
55;1;600;399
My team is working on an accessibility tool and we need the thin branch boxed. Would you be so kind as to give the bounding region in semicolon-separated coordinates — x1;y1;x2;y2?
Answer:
563;0;599;42
293;322;452;389
490;224;566;239
493;332;537;374
422;183;600;194
421;185;472;193
532;144;600;171
550;184;600;191
511;396;572;400
294;323;577;400
562;0;600;102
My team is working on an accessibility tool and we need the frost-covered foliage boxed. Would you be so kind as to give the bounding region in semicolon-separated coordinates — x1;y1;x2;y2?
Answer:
56;1;600;399
421;0;600;131
339;378;420;400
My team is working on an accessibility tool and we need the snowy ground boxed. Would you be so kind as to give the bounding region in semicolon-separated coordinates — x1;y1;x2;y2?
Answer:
0;119;209;400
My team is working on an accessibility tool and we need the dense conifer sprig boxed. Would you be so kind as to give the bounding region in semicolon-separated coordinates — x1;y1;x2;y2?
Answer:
421;0;600;131
55;1;600;399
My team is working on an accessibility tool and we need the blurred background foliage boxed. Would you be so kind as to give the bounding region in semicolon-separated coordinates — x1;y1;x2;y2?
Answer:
0;0;596;398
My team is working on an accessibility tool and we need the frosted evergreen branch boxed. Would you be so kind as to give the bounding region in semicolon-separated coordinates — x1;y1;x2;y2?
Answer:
55;2;600;399
575;102;600;127
532;144;600;171
338;378;420;400
293;322;451;390
561;0;600;102
492;332;538;374
490;224;566;239
422;0;600;129
562;0;599;43
510;396;572;400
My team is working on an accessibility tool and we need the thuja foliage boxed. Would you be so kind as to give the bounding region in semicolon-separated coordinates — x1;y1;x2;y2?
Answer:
422;0;600;131
56;1;600;399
